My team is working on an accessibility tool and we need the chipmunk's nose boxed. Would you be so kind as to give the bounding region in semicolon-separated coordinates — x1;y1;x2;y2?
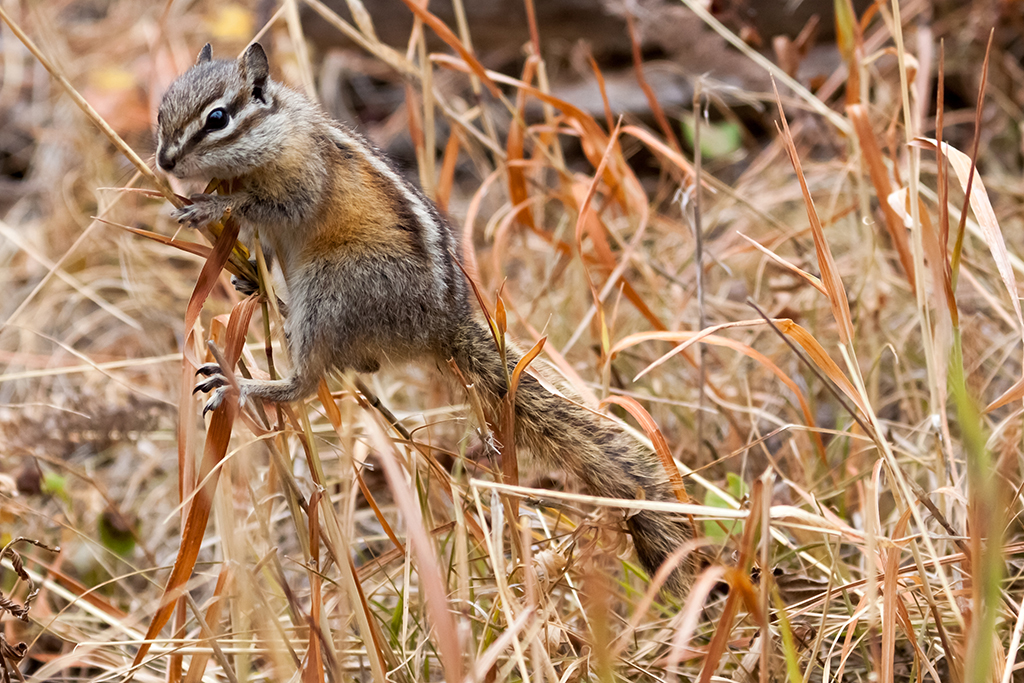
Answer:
157;150;176;172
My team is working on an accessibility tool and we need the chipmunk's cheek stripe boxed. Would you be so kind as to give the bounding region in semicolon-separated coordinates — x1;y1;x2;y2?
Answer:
216;100;279;149
181;127;212;156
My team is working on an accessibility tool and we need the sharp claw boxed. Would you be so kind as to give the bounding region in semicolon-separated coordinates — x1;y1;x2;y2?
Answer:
202;387;227;417
196;363;222;377
194;375;228;394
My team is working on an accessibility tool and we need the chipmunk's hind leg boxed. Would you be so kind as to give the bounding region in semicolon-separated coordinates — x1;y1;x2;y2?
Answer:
193;311;332;414
193;358;328;415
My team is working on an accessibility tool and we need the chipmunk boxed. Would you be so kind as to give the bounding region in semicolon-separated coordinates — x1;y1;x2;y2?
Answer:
156;43;695;593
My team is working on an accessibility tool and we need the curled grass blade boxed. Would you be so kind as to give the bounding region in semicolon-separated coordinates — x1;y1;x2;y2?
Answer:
600;395;688;503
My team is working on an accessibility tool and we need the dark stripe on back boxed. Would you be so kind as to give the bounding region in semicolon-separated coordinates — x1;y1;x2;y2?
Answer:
332;139;355;159
373;174;428;257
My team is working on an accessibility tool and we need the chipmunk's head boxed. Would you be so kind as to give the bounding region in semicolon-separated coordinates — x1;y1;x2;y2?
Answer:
156;43;283;180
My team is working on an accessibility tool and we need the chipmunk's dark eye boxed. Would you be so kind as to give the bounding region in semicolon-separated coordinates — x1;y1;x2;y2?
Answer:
204;108;228;131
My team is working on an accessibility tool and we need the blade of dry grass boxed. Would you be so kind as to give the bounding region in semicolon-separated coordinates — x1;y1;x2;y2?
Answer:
130;300;251;679
601;395;689;503
737;233;827;295
586;52;615;132
396;0;499;98
507;56;539;234
436;128;461;212
949;30;993;288
625;10;681;154
694;480;763;683
302;0;412;77
663;566;727;683
847;104;916;292
678;0;851;134
316;383;405;554
506;336;547;460
573;121;623;370
302;489;325;683
772;78;855;346
365;412;464;683
0;218;141;330
912;138;1022;333
611;321;851;457
181;565;232;683
0;6;168;198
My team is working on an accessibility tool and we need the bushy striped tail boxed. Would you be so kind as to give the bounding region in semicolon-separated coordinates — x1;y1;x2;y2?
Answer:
449;318;695;593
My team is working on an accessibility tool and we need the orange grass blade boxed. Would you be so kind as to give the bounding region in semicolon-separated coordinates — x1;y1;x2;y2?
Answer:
617;319;782;380
113;224;213;260
396;0;499;97
570;180;618;271
621;125;697;182
697;481;763;683
510;337;547;401
586;52;615;132
132;297;253;677
986;375;1024;413
773;78;855;345
736;233;827;295
431;55;644;203
625;11;681;154
502;335;546;518
776;319;867;414
574;121;622;360
177;215;243;504
436;128;461;212
848;104;916;291
611;324;828;461
507;56;539;233
600;395;688;503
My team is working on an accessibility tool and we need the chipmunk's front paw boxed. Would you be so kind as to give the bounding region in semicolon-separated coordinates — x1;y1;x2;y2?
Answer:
231;274;260;296
231;259;261;296
194;363;231;416
173;194;231;229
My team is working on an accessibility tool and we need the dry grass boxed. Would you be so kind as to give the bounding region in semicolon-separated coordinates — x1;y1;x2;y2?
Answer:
2;0;1023;681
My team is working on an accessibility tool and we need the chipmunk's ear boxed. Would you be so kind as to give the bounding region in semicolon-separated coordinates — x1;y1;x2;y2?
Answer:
240;43;269;101
196;43;213;65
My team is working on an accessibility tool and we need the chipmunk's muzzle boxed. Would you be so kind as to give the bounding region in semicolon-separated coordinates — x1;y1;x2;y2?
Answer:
157;150;176;173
